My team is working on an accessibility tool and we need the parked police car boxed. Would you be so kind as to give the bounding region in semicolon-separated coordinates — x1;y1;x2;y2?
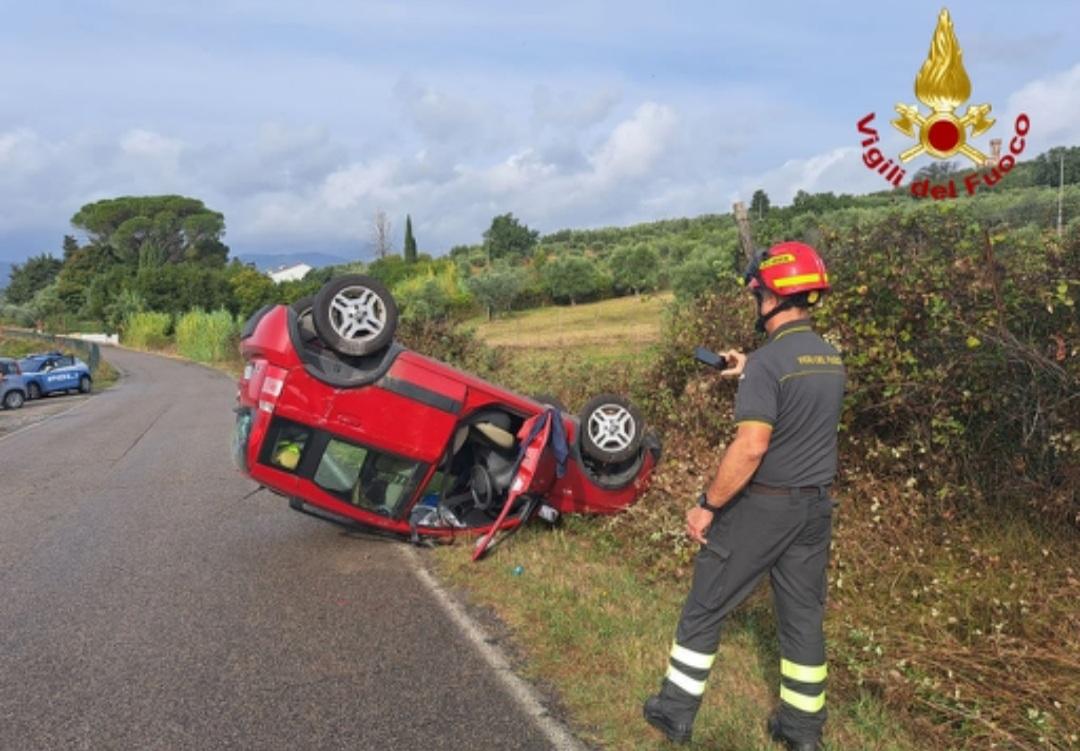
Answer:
18;351;93;399
0;357;28;409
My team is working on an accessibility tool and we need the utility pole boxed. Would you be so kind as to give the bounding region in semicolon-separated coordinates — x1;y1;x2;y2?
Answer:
1058;151;1065;239
733;202;754;264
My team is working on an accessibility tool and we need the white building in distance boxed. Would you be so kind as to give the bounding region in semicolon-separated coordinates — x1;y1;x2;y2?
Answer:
267;263;312;284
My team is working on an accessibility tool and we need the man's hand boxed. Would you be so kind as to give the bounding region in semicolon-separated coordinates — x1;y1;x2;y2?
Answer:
719;350;747;378
685;505;714;545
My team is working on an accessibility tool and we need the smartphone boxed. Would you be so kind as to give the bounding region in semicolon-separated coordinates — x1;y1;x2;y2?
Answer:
694;346;727;370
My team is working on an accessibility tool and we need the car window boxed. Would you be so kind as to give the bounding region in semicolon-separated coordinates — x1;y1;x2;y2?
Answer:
0;362;13;375
57;356;74;367
314;437;424;516
265;423;312;473
19;358;43;372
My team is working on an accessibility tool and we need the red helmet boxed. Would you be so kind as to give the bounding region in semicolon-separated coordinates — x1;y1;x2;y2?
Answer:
745;241;830;301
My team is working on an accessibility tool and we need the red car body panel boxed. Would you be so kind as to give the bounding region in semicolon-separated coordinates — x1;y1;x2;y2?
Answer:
234;304;658;538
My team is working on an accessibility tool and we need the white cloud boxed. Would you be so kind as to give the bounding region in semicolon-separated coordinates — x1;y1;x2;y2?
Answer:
589;102;678;183
1003;63;1080;149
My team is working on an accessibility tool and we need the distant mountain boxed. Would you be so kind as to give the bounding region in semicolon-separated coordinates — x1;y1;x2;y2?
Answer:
235;252;355;272
0;261;13;291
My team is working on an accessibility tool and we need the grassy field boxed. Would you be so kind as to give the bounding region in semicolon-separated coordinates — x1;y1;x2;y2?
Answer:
465;292;673;366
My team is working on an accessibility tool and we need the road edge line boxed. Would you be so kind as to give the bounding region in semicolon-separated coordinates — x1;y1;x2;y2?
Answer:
401;546;587;751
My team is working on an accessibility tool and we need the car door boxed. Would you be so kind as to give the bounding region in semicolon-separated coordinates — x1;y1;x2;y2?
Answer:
59;356;79;389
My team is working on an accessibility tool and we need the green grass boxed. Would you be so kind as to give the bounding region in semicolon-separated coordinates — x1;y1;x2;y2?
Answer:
434;521;920;751
175;308;240;363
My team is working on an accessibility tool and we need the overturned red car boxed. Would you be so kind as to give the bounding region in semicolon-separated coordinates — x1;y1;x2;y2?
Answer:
232;275;660;558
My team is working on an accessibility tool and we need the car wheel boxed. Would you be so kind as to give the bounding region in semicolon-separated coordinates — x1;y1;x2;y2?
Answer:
79;376;92;394
3;390;25;410
312;275;398;357
579;393;644;464
531;393;568;413
27;382;41;400
290;295;320;345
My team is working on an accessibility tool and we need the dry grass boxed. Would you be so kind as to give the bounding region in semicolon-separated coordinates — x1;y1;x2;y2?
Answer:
466;293;673;354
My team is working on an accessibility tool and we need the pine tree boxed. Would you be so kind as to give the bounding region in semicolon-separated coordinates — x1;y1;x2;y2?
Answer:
404;214;418;264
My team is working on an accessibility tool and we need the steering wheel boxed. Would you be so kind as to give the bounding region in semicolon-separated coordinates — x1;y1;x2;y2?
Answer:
470;464;495;512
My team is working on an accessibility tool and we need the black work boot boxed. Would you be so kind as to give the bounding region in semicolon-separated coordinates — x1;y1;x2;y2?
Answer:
643;695;693;744
767;710;822;751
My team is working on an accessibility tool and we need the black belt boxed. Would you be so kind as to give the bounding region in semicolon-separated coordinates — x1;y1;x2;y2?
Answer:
747;482;828;496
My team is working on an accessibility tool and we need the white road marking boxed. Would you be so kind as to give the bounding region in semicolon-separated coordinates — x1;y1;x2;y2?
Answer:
400;546;587;751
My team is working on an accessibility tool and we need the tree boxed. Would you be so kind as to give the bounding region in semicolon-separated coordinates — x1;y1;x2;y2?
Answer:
371;209;393;259
403;215;418;264
610;244;661;296
467;264;525;320
28;282;67;329
541;255;603;305
914;161;962;183
228;264;277;318
5;253;63;305
133;264;233;315
71;195;228;267
483;213;538;264
750;189;771;218
55;244;118;313
62;235;80;260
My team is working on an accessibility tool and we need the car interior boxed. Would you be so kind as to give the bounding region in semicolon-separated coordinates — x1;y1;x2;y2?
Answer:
411;408;528;529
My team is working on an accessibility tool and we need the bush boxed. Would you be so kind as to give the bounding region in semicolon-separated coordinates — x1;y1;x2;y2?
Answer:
0;304;34;327
175;308;240;362
123;311;172;349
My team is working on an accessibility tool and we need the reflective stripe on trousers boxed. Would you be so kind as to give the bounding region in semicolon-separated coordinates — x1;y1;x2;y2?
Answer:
652;488;833;745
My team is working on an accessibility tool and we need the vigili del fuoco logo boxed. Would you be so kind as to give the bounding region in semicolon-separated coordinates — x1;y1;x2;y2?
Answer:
856;8;1031;200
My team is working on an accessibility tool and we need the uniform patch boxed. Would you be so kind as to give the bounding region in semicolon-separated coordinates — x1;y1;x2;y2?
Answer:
797;354;843;366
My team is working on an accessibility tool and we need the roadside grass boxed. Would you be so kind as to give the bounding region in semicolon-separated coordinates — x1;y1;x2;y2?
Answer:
434;521;920;751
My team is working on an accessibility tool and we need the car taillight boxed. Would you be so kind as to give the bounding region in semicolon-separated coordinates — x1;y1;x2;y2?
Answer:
259;365;288;413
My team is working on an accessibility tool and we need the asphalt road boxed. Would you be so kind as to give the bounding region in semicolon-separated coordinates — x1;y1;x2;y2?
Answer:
0;347;557;750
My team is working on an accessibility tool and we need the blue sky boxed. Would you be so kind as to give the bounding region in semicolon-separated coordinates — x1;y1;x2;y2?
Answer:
1;0;1078;263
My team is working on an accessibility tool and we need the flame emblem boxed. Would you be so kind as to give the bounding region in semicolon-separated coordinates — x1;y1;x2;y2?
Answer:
892;8;995;165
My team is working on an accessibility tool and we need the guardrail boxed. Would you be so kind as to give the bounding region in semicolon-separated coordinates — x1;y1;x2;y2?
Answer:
0;327;103;374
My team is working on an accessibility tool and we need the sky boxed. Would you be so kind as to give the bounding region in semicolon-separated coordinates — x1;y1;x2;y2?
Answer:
1;0;1078;264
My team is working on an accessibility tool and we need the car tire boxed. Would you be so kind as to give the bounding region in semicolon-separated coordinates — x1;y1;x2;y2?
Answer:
579;393;644;464
27;382;41;400
531;393;568;413
79;376;92;394
3;390;25;410
312;275;398;357
290;295;320;345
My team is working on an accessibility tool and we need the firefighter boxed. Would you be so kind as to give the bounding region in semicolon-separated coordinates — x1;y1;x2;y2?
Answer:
642;242;845;751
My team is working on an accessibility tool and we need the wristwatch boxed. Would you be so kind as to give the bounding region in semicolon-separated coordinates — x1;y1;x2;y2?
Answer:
697;492;720;511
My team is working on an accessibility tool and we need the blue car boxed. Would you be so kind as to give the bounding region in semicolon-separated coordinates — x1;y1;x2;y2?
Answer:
1;357;28;409
19;351;93;399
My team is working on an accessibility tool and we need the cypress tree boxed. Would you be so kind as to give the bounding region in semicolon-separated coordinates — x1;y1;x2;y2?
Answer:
404;214;418;264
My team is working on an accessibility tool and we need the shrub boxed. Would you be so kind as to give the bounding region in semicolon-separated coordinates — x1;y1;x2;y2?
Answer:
122;311;172;349
175;308;239;362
